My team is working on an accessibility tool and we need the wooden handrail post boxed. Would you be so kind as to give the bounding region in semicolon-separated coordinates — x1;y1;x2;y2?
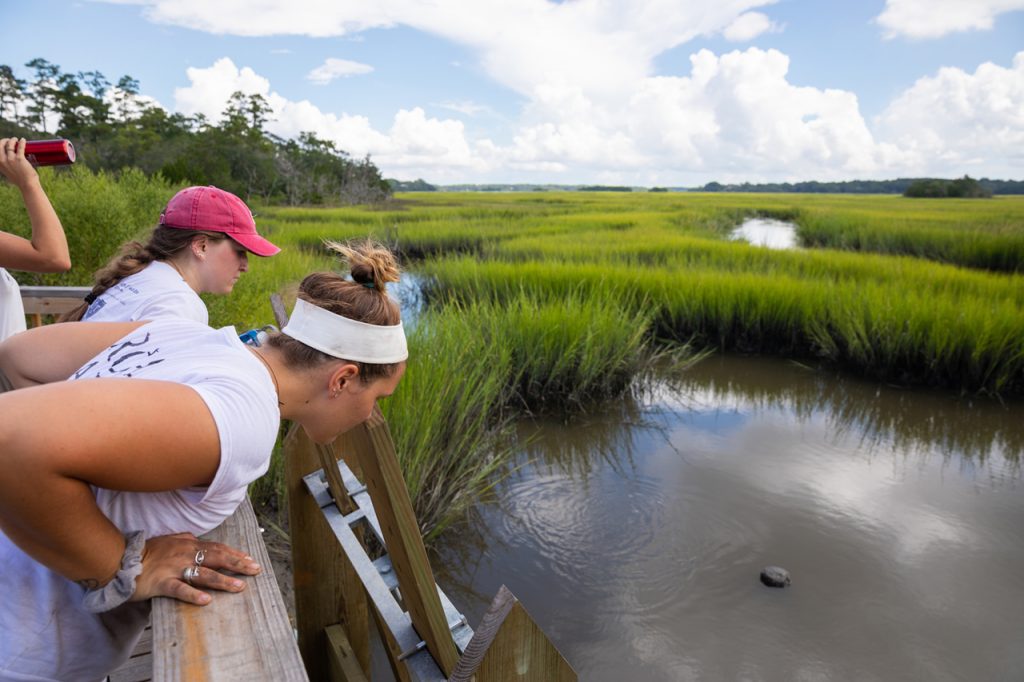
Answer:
285;424;369;679
346;406;461;677
450;585;577;681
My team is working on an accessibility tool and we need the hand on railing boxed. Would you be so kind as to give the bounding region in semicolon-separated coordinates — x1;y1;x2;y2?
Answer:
134;532;262;606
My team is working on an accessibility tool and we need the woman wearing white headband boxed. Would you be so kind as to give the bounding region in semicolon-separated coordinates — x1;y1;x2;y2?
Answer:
0;240;405;681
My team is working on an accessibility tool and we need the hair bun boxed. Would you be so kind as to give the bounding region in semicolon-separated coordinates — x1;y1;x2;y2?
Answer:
324;238;400;292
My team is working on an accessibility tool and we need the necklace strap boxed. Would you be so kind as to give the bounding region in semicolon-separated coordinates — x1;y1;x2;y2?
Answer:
249;348;283;406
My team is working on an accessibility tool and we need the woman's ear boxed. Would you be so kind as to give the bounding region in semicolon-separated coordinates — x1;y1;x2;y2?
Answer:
191;235;209;259
329;363;360;397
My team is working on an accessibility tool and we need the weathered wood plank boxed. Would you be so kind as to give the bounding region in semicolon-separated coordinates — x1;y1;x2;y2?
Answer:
109;626;153;682
21;297;82;315
20;286;90;316
450;585;577;682
109;653;152;682
19;285;92;298
286;424;369;680
336;459;475;655
317;441;358;515
325;624;370;682
308;473;446;682
151;497;306;681
350;407;460;676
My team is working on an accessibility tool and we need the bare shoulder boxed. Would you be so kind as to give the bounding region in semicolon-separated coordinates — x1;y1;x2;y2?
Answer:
0;321;147;388
1;377;221;491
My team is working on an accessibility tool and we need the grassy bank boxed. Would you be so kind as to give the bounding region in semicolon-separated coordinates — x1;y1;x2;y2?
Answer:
255;191;1024;394
257;191;1024;272
11;177;1023;534
250;194;1024;532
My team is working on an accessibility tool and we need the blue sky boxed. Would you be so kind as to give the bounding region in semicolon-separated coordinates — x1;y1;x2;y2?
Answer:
5;0;1023;185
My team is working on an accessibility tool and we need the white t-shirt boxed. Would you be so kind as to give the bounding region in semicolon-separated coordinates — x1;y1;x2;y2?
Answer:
0;267;26;343
82;260;208;324
0;318;280;682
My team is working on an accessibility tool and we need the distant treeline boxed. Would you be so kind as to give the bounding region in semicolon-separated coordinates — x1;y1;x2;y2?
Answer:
700;178;1024;195
0;58;390;204
387;178;437;192
904;176;992;198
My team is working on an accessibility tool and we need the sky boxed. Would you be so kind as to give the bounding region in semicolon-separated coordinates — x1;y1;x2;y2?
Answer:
4;0;1024;186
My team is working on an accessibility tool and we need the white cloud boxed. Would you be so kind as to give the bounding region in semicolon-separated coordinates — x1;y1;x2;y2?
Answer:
174;58;272;120
506;47;906;183
105;86;164;120
722;11;779;42
171;58;490;179
96;0;778;98
306;58;373;85
102;1;1024;182
876;0;1024;39
875;52;1024;177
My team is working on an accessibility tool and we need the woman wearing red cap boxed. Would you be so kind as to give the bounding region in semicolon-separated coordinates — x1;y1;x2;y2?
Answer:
0;240;406;681
64;185;280;324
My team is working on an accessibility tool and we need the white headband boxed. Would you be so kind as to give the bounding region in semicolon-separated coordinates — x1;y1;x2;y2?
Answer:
282;298;408;364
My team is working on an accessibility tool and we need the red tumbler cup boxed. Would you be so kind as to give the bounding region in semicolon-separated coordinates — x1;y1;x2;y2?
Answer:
24;139;76;166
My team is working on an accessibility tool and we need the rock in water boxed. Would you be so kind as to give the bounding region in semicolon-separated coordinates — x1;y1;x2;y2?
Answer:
760;566;791;588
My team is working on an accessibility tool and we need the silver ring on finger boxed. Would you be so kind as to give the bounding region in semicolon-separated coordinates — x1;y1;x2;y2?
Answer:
183;565;200;585
194;549;206;566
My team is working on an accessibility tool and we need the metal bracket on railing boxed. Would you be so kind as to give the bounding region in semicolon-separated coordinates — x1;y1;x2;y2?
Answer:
302;469;470;679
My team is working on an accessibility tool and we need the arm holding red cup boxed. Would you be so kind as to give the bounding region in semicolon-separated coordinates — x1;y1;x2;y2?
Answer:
0;137;71;273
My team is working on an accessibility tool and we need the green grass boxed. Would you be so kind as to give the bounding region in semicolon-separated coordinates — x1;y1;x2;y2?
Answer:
257;191;1024;273
17;178;1024;536
252;191;1023;395
419;255;1023;394
381;309;514;539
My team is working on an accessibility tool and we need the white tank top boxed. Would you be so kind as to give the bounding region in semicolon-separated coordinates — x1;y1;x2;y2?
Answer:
0;267;27;343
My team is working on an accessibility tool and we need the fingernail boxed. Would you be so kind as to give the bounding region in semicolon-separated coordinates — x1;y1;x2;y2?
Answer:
232;580;244;589
198;594;211;604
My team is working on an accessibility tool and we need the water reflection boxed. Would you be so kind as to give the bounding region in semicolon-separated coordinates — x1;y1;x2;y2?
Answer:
730;218;799;249
393;271;425;326
662;355;1022;469
434;354;1024;682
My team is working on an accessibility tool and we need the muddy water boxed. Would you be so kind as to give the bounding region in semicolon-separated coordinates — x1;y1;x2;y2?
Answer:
433;355;1024;681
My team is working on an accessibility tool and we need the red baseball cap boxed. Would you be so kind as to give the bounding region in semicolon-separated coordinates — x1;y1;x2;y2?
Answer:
159;186;280;257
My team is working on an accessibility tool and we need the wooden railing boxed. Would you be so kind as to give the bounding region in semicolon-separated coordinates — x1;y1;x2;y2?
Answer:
289;415;577;681
20;285;90;326
19;288;576;681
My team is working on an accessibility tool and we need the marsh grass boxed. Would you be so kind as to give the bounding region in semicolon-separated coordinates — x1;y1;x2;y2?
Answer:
380;292;668;536
381;311;515;539
420;253;1024;394
798;202;1024;272
24;182;1024;536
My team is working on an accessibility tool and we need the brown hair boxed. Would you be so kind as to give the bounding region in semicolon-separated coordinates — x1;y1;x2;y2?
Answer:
61;226;228;321
267;239;403;383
